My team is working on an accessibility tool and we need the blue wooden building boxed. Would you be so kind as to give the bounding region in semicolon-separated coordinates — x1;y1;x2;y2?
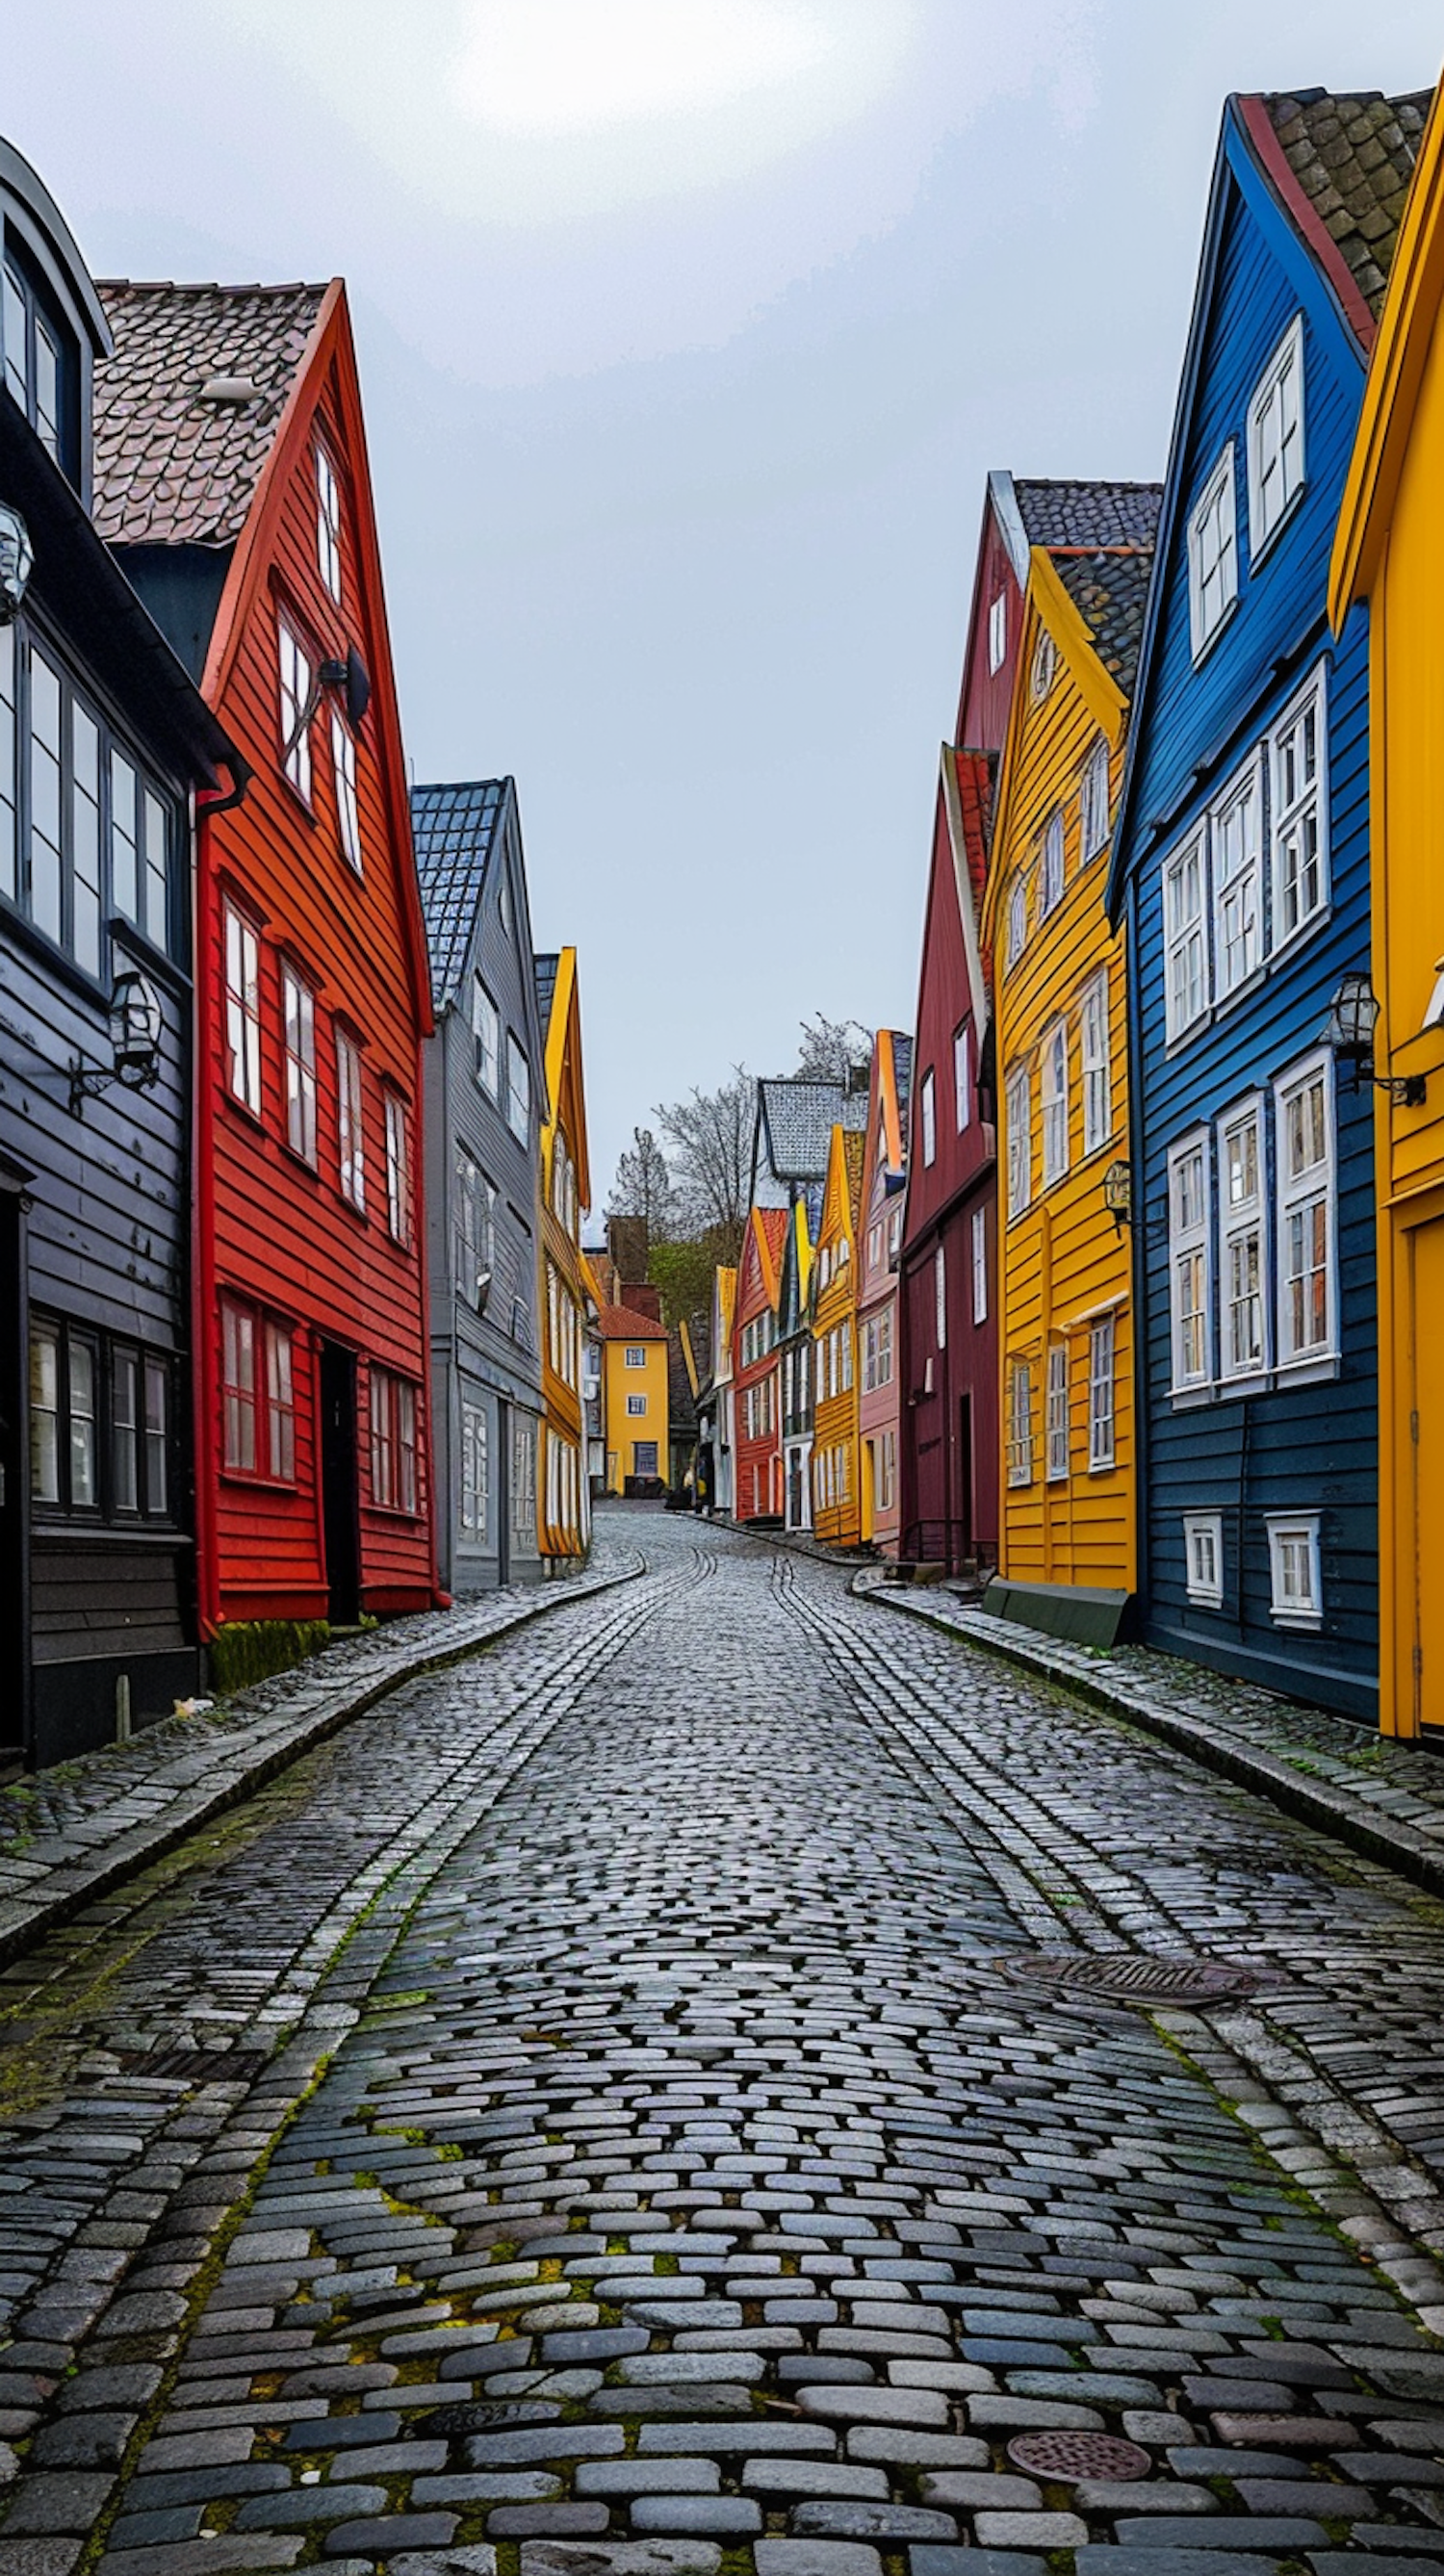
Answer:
1108;89;1430;1720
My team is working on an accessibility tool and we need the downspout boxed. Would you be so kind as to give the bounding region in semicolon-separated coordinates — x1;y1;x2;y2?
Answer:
193;763;248;1642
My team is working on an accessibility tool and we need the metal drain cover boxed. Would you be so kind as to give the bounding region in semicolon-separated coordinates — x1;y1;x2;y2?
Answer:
1009;2430;1151;2481
1001;1952;1266;2006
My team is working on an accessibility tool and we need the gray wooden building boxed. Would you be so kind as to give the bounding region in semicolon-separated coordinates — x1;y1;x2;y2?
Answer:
412;779;546;1592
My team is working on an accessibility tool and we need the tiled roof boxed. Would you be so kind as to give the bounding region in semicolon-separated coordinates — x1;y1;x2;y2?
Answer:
757;1078;867;1184
891;1031;914;1123
1262;89;1432;322
950;747;995;903
91;282;326;546
534;950;559;1034
410;780;509;1011
1014;480;1165;551
599;1302;667;1342
1053;546;1157;694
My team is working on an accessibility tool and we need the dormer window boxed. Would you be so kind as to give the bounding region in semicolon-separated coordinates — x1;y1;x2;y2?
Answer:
2;244;73;477
988;593;1007;674
1248;315;1304;560
315;442;343;603
1188;444;1238;660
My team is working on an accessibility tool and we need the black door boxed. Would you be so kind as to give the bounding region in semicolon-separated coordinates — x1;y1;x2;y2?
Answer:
0;1177;30;1758
319;1341;361;1625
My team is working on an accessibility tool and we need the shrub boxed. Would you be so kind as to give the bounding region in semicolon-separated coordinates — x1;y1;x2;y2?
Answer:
208;1617;331;1695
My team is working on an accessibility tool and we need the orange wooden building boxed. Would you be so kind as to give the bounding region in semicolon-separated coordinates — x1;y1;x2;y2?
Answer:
94;281;436;1634
733;1207;787;1521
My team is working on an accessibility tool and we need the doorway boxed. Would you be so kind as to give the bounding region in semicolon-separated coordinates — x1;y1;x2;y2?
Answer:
319;1341;361;1625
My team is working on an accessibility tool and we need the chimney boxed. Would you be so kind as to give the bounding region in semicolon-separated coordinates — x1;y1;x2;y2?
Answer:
607;1214;649;1288
626;1283;662;1323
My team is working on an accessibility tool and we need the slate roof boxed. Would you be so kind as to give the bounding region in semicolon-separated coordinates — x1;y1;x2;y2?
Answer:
534;950;559;1035
1014;479;1165;552
756;1078;868;1186
91;282;326;547
1263;89;1432;322
1053;545;1158;695
410;780;509;1011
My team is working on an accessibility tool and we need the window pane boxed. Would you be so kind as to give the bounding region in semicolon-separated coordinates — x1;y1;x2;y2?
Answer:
113;1349;139;1510
68;1340;97;1506
71;704;101;974
29;650;63;942
142;789;168;947
2;262;26;409
111;751;139;920
29;1324;59;1503
34;312;60;458
143;1358;168;1514
0;622;14;902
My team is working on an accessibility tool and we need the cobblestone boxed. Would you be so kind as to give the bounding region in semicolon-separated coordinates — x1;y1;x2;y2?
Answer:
2;1513;1444;2575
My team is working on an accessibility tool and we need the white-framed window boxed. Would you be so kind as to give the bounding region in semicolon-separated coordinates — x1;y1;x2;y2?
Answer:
331;714;361;873
1266;1510;1323;1630
280;961;318;1166
1211;755;1262;1000
864;1307;892;1391
841;1327;853;1390
1030;628;1056;701
1005;1064;1031;1217
920;1068;937;1167
1089;1315;1115;1470
315;441;343;602
1270;667;1328;949
336;1027;365;1212
1188;442;1238;659
455;1146;494;1306
988;591;1007;674
954;1023;970;1131
627;1393;647;1416
1184;1511;1225;1608
1041;1018;1069;1186
1218;1096;1266;1383
625;1344;646;1368
277;614;313;801
1164;829;1209;1041
473;979;501;1095
1045;1343;1069;1481
1039;809;1064;919
1007;1360;1033;1486
1168;1129;1211;1392
223;901;263;1117
1080;969;1111;1153
1081;734;1111;863
1275;1049;1335;1367
506;1035;530;1145
511;1416;535;1539
970;1205;988;1324
876;1429;896;1511
384;1089;411;1246
1247;312;1305;560
1007;875;1027;970
934;1243;946;1351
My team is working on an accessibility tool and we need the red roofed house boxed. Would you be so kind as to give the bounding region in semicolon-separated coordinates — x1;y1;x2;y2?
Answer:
733;1205;787;1522
598;1296;669;1495
92;279;436;1639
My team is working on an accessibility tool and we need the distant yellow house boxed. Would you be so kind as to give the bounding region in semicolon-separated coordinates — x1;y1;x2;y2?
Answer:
1331;75;1444;1734
812;1121;865;1547
980;535;1154;1625
599;1301;669;1494
536;949;590;1562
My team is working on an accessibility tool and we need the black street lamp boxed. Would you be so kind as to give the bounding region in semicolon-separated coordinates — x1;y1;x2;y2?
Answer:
1326;974;1426;1106
69;972;165;1116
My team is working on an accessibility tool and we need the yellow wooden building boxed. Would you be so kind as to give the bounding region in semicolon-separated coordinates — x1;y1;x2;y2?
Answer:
980;537;1154;1623
1330;76;1444;1735
812;1121;865;1547
536;949;591;1561
599;1300;669;1495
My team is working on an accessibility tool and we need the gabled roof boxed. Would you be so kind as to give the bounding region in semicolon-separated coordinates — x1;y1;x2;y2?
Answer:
739;1205;788;1314
536;944;591;1213
599;1301;667;1343
870;1029;913;1184
1332;86;1444;616
1013;478;1165;554
410;779;509;1012
1253;89;1432;334
92;282;327;547
842;1126;865;1224
754;1077;868;1190
1051;545;1158;695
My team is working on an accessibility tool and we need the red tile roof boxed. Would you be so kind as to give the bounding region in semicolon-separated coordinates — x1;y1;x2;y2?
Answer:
599;1303;668;1342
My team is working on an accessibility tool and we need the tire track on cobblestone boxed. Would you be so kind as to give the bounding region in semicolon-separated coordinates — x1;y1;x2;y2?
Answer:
5;1521;1441;2576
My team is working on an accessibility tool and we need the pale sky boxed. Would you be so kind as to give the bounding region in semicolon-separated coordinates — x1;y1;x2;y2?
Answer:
9;3;1439;1204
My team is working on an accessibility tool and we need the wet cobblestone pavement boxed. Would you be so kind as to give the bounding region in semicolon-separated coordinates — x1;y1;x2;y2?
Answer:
2;1514;1444;2576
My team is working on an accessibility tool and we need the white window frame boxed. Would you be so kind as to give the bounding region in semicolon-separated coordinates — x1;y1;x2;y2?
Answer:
625;1344;646;1368
1081;734;1111;863
1005;1064;1031;1218
1184;1511;1225;1608
626;1393;647;1417
1210;753;1263;1003
460;1400;488;1540
1217;1094;1268;1388
336;1027;365;1212
1088;1315;1115;1470
277;614;313;802
1168;1128;1212;1395
1045;1343;1069;1482
970;1205;988;1325
1163;826;1210;1043
280;960;318;1167
1269;664;1328;954
473;979;501;1095
954;1023;970;1131
384;1090;411;1247
1006;875;1027;971
223;900;262;1117
1039;809;1064;919
919;1068;937;1167
1266;1509;1323;1631
1247;312;1305;563
506;1035;530;1145
988;591;1007;674
315;440;344;602
1041;1018;1069;1187
1188;441;1238;661
1007;1360;1033;1487
934;1244;946;1351
331;712;361;874
1274;1047;1337;1372
1080;968;1111;1155
1030;629;1056;702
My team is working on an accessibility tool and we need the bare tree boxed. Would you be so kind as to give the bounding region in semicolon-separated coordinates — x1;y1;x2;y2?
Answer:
794;1014;872;1084
606;1126;676;1234
656;1068;753;1259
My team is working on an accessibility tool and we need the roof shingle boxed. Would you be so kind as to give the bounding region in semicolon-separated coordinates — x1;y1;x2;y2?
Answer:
756;1078;868;1187
1014;479;1165;552
1053;545;1157;694
1262;88;1432;322
410;779;509;1012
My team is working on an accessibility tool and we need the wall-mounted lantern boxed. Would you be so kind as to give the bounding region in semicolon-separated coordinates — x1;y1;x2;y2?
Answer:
0;502;33;622
1326;973;1426;1107
69;972;165;1116
1102;1160;1133;1229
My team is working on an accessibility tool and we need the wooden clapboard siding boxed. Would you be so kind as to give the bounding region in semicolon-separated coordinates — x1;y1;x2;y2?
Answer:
1110;99;1382;1717
732;1207;786;1521
812;1121;864;1548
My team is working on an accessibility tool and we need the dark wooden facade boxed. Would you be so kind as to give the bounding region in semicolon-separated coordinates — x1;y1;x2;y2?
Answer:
0;142;239;1759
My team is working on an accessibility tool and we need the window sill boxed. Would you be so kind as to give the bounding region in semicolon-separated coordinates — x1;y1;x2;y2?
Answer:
31;1518;190;1546
1270;1608;1324;1632
1087;1458;1118;1477
1218;1369;1270;1402
1267;902;1331;969
1169;1382;1216;1409
367;1502;424;1522
280;1142;322;1182
278;772;319;826
1189;594;1240;670
1185;1590;1225;1612
1275;1352;1340;1387
1212;961;1268;1018
219;1469;298;1494
220;1087;267;1133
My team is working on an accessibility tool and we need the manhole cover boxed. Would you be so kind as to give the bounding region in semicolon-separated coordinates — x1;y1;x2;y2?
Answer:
1000;1952;1266;2006
1009;2431;1151;2481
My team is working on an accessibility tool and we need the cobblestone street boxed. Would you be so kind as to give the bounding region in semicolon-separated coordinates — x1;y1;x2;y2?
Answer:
3;1511;1444;2576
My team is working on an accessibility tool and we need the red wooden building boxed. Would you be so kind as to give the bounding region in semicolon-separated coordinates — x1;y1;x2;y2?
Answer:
93;280;436;1633
732;1206;787;1523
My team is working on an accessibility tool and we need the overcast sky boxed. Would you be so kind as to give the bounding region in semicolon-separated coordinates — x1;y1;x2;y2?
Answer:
10;3;1439;1206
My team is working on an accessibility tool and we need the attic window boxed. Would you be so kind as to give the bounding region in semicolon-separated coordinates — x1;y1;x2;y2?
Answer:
988;593;1007;674
3;245;72;475
198;374;262;405
1188;443;1238;660
1248;314;1305;560
1029;630;1056;702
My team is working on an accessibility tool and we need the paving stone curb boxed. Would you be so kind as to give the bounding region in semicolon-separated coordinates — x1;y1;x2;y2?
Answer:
0;1552;645;1975
853;1576;1444;1909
